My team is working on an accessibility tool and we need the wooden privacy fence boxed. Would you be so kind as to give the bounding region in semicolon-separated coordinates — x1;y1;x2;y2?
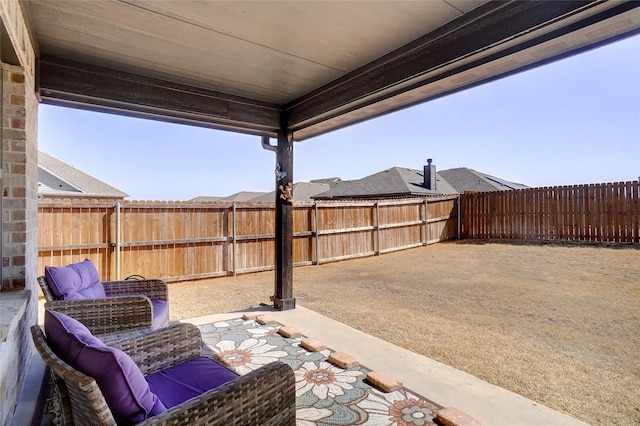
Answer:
38;196;459;282
461;181;640;242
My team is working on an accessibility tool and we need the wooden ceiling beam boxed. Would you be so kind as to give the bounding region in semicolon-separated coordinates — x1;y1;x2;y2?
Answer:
38;55;282;136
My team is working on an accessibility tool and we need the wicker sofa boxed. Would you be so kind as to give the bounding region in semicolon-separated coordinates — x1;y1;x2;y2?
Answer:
32;310;296;425
38;259;169;334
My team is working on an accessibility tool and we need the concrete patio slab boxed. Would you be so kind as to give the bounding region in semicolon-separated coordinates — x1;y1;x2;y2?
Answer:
185;305;587;426
27;300;587;425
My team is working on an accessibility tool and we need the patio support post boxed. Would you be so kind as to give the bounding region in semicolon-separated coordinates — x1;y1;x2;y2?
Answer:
272;115;295;311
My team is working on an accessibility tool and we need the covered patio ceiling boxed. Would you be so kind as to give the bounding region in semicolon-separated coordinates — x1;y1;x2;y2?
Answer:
23;0;640;141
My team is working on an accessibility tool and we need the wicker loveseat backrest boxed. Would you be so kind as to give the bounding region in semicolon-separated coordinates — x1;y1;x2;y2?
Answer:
37;275;58;302
37;273;170;334
31;325;117;425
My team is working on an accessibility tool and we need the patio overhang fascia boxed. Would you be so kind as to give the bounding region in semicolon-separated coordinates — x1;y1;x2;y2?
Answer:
38;55;283;137
287;0;640;140
36;1;640;141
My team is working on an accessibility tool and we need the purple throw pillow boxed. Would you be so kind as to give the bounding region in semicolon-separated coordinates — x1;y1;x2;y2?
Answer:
45;259;106;300
44;309;102;365
44;310;166;423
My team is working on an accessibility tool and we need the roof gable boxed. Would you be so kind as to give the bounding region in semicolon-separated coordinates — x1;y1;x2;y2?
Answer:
38;151;128;198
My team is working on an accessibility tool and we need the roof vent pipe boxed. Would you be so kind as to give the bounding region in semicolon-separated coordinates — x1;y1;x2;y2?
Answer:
424;159;436;191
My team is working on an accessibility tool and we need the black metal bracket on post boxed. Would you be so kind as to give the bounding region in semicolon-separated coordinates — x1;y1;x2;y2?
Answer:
270;112;295;311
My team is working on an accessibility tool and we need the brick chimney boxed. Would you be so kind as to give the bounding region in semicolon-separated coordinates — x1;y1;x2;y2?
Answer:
424;159;436;191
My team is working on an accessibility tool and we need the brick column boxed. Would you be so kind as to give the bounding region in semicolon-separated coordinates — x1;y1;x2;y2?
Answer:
0;2;41;423
2;64;38;292
0;62;39;426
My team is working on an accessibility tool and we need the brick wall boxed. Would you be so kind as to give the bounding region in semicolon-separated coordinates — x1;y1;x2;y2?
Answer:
0;0;40;422
2;64;37;290
0;62;39;425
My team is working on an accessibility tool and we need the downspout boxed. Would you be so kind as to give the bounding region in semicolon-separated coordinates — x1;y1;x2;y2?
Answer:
262;135;276;152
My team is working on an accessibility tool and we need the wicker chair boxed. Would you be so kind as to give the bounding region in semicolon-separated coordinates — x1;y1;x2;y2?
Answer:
31;321;297;425
38;275;169;334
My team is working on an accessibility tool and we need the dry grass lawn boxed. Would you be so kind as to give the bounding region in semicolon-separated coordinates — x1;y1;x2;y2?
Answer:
168;240;640;425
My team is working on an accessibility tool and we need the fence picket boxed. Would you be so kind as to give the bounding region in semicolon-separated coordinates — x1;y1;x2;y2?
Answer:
632;182;638;242
38;197;459;282
458;182;639;244
37;183;638;282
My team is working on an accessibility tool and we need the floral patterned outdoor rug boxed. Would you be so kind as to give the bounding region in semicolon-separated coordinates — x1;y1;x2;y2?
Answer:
39;317;442;426
200;318;442;426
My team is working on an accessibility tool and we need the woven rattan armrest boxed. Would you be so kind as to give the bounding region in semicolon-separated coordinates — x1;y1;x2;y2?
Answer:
103;279;168;301
111;323;203;375
97;326;157;345
137;361;296;426
31;325;118;425
37;275;57;302
45;295;153;335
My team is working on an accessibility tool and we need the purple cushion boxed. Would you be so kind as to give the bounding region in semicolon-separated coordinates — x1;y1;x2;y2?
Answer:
45;259;106;300
151;300;169;329
44;310;166;423
44;309;102;365
146;357;239;408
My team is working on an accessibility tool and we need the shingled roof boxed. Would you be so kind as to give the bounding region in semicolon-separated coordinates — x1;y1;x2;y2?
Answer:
313;167;457;200
38;151;128;199
191;191;268;202
193;165;528;203
250;182;331;202
438;168;528;192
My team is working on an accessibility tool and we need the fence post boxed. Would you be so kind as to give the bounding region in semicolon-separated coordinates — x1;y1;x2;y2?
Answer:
314;203;320;265
375;201;381;255
115;203;121;280
457;195;461;240
424;198;428;245
232;203;237;276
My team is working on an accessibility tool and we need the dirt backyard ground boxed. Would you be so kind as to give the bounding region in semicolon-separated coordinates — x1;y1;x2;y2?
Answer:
168;240;640;425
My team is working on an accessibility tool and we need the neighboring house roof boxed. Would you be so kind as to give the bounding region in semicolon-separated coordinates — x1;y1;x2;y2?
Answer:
38;151;128;199
193;166;528;203
250;182;330;202
309;177;342;188
190;196;224;202
313;167;457;200
191;191;269;202
438;168;528;193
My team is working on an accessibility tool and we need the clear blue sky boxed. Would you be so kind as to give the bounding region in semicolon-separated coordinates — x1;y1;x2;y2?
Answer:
39;34;640;201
